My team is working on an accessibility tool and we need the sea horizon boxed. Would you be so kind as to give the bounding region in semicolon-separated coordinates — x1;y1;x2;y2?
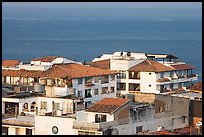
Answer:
2;2;202;82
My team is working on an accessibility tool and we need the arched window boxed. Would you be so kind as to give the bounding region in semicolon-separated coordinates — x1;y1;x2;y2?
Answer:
30;102;36;112
23;103;28;112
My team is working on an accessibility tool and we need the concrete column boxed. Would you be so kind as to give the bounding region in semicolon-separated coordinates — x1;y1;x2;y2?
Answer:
2;102;5;114
126;71;129;92
19;103;22;115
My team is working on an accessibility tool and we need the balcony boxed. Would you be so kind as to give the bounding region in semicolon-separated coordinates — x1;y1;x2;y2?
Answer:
156;74;198;85
85;82;95;87
73;118;129;130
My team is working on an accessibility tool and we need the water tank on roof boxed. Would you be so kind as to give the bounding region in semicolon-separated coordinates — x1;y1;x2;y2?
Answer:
127;52;131;57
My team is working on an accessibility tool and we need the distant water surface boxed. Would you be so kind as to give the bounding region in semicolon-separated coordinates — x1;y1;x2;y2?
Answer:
2;3;202;81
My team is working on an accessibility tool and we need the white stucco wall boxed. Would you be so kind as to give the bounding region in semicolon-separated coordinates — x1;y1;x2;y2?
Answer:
19;64;50;71
140;72;158;94
35;115;76;135
110;59;144;71
81;112;114;123
37;97;74;115
72;75;117;103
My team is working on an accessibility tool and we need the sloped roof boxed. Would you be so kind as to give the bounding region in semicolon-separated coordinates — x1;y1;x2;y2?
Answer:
128;59;174;72
42;63;117;79
31;56;62;62
86;59;110;69
170;64;196;70
2;69;44;78
2;60;21;67
85;98;130;114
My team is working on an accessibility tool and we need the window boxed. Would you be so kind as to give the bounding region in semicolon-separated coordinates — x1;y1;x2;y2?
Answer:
41;101;47;110
110;87;115;93
101;87;108;94
136;126;142;134
77;90;82;97
94;89;99;95
117;71;126;79
94;77;99;83
54;103;60;111
181;116;186;123
85;77;92;84
30;102;36;112
23;103;28;112
85;89;92;98
78;131;95;135
110;75;115;81
78;78;83;84
2;127;8;135
117;83;126;90
101;75;109;84
26;129;32;135
95;114;107;123
160;72;164;78
149;73;152;75
129;83;140;91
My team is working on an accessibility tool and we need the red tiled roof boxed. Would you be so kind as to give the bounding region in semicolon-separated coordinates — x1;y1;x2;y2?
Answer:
128;59;174;72
190;82;202;91
170;64;196;70
156;77;171;82
86;59;110;69
2;60;21;67
2;69;44;78
85;98;130;114
42;63;117;79
31;56;62;62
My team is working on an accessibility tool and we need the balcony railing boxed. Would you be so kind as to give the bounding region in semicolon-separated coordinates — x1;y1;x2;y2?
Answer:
156;74;198;84
73;118;129;130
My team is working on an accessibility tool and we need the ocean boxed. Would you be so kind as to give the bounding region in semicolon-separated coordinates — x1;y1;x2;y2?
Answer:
2;3;202;81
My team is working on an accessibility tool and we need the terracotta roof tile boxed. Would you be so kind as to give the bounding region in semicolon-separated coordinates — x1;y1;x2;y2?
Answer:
2;60;21;67
170;64;196;70
42;63;117;79
2;69;44;78
128;59;174;72
85;98;129;114
190;82;202;91
31;56;62;62
86;59;110;69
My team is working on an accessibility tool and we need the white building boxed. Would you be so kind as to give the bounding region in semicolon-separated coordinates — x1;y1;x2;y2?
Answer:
2;115;35;135
73;96;190;135
73;98;130;135
19;56;81;71
39;63;118;108
88;51;198;94
2;60;23;70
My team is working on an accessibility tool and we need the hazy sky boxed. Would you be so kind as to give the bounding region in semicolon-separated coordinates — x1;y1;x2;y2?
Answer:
2;2;202;19
2;2;202;8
